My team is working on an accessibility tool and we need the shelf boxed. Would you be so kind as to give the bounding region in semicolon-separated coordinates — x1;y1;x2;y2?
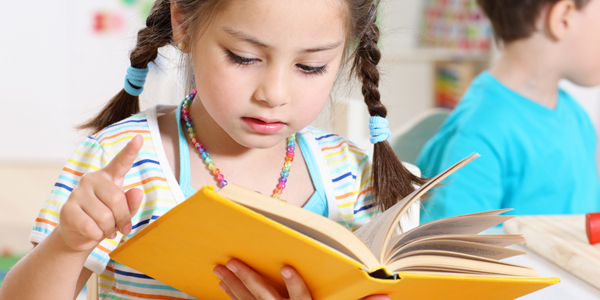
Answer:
381;47;491;63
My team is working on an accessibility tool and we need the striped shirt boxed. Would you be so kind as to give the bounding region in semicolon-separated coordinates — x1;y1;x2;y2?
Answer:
30;105;378;299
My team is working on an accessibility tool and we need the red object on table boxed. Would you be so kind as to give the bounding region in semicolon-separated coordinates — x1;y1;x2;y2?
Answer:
586;212;600;245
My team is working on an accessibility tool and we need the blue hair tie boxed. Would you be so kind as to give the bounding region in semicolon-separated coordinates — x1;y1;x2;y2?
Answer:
124;65;150;96
369;116;391;144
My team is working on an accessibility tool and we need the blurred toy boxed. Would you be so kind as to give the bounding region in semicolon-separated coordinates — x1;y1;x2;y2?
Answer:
586;212;600;245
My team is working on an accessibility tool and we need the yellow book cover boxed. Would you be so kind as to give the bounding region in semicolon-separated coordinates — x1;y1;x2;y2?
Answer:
109;154;560;299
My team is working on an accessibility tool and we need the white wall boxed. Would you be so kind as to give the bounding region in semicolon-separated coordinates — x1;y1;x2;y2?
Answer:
0;0;159;164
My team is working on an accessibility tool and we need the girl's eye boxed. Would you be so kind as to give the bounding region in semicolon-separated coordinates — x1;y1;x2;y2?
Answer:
297;64;328;76
225;50;259;66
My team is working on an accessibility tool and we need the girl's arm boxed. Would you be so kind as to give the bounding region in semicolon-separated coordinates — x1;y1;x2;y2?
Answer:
0;237;92;300
0;136;144;300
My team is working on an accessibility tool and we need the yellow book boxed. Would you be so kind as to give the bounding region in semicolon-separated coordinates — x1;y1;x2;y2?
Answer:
109;154;559;299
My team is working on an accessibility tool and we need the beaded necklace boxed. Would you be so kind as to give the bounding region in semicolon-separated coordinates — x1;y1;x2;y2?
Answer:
180;90;296;201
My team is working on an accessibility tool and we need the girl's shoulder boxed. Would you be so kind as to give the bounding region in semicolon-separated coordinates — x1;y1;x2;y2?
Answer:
90;106;167;157
297;126;370;168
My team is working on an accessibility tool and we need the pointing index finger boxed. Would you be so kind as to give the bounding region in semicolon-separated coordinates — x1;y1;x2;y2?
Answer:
103;135;144;182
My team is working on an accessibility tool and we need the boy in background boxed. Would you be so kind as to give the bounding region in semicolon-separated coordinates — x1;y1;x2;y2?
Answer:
417;0;600;223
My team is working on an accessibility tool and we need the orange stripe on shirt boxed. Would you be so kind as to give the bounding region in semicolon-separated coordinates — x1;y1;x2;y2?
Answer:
35;218;58;227
63;167;84;177
112;287;192;300
99;130;150;144
321;141;362;152
357;186;374;198
97;244;111;254
123;177;167;190
335;191;355;200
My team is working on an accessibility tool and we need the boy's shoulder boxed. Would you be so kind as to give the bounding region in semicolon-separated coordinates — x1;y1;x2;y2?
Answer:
450;72;536;131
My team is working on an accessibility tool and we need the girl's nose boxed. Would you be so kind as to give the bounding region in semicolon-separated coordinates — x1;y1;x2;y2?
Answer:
254;66;291;107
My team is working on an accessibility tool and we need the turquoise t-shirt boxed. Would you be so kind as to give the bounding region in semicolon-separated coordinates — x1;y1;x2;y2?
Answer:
417;71;600;224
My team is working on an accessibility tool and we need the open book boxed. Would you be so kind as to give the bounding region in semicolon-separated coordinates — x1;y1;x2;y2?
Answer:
109;153;559;299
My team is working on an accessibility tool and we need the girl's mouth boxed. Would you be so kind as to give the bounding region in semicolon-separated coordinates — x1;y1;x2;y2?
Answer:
242;117;286;134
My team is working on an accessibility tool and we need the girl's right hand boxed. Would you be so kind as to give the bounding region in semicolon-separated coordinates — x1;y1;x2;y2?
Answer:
56;135;144;253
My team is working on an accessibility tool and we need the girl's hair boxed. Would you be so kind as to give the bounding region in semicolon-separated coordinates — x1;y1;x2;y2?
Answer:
81;0;426;212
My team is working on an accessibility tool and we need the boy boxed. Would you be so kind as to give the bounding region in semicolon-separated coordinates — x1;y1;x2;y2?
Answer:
417;0;600;223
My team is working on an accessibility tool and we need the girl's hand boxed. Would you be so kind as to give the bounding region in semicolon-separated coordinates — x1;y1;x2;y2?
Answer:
214;259;391;300
56;135;144;253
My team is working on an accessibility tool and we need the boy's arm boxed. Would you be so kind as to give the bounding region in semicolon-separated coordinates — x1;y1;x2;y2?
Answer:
419;132;504;224
0;232;92;300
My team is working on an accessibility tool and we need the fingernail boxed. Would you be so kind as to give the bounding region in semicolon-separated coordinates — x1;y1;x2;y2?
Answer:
213;269;223;279
218;281;226;292
226;262;238;273
123;224;132;235
281;268;292;279
109;232;117;239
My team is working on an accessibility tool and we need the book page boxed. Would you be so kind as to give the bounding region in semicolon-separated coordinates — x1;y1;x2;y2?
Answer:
386;234;525;256
386;251;539;277
354;153;480;261
387;213;513;256
387;239;525;263
218;184;381;269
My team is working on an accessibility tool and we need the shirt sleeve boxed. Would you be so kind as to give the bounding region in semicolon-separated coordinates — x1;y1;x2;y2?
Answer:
350;155;376;231
418;131;504;224
29;136;124;274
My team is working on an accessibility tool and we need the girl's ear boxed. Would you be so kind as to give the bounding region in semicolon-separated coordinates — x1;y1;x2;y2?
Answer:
547;0;576;41
171;1;188;52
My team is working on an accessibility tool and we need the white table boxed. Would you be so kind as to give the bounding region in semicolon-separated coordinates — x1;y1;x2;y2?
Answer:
485;227;600;300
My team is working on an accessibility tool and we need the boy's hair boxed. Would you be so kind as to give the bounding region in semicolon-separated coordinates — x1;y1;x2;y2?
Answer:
477;0;591;43
80;0;426;216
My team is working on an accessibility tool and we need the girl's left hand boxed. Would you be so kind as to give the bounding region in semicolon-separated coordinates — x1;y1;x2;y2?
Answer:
213;259;391;300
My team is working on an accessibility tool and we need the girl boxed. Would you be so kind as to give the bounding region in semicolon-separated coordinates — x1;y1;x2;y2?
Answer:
0;0;424;299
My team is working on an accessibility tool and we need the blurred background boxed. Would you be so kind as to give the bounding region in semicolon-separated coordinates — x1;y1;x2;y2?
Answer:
1;0;600;285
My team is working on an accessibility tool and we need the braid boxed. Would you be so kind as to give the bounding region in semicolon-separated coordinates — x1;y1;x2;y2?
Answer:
351;0;427;211
79;0;173;133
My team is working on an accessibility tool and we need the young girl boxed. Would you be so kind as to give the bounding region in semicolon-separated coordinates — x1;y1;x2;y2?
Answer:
0;0;424;299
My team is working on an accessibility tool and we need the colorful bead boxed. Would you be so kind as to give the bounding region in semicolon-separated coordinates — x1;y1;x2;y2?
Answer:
181;90;293;199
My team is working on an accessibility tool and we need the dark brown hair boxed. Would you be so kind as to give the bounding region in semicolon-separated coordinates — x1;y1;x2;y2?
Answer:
81;0;426;212
477;0;591;43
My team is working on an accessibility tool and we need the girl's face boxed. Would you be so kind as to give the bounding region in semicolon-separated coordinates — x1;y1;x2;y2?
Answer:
188;0;346;149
